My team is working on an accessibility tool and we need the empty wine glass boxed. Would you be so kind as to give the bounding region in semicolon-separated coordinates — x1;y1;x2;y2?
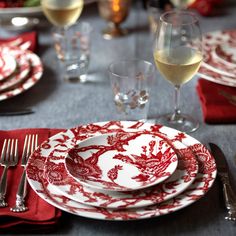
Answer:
153;10;203;133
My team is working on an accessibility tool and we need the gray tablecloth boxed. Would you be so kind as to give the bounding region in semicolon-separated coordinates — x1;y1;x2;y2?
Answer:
0;2;236;236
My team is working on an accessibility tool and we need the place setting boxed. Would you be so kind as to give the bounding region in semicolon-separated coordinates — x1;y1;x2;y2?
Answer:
1;0;236;235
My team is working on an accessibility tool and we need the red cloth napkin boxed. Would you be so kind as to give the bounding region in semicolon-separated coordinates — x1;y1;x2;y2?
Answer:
0;128;64;231
196;78;236;123
0;31;38;52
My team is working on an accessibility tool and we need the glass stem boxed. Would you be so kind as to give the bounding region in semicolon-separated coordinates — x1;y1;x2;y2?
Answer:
171;85;182;122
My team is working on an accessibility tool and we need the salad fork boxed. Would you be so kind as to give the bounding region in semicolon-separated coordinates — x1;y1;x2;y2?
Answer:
10;134;38;212
0;139;18;207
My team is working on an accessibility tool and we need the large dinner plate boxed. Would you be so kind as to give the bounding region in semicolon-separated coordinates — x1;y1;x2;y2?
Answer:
44;130;198;209
26;121;217;221
0;50;43;101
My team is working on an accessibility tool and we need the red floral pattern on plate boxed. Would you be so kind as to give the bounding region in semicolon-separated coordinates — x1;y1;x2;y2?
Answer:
199;29;236;87
44;129;198;209
26;121;217;220
0;49;43;101
0;46;31;92
65;132;178;192
0;50;16;80
214;41;236;67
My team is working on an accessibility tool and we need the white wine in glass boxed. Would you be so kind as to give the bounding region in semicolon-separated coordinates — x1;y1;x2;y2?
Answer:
153;10;203;133
41;0;84;28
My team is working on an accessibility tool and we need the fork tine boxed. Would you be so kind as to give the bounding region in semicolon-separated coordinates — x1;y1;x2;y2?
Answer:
10;140;14;163
22;135;28;164
31;135;35;154
0;140;7;163
6;140;11;162
26;135;31;159
35;134;38;150
14;139;18;164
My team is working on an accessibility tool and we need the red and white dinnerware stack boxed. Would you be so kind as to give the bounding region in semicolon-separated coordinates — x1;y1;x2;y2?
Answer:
198;29;236;87
0;38;43;101
26;121;217;221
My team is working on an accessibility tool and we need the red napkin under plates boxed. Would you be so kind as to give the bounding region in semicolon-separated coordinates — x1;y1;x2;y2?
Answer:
196;78;236;123
0;128;64;231
0;31;38;52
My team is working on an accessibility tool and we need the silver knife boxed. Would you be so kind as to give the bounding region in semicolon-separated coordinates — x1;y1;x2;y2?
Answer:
209;143;236;221
0;108;34;116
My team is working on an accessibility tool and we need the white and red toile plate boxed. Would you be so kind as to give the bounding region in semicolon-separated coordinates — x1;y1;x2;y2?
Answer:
0;50;43;101
0;46;31;92
214;43;236;67
26;121;217;221
0;52;17;81
65;131;178;192
199;29;236;86
44;130;198;209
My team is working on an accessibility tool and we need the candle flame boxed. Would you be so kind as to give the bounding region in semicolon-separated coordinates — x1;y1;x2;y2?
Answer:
112;0;120;12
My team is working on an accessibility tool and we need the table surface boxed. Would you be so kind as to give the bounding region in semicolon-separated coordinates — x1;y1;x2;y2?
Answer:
0;2;236;236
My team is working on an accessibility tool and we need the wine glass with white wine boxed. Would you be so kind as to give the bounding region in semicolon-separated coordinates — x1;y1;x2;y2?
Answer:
41;0;84;60
153;10;203;133
41;0;84;29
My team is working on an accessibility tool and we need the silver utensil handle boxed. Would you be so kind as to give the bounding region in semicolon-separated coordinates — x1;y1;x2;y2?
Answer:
0;167;8;207
220;173;236;220
17;170;27;200
10;169;28;212
0;167;8;196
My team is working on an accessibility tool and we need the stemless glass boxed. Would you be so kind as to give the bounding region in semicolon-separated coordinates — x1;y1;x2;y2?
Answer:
153;10;203;133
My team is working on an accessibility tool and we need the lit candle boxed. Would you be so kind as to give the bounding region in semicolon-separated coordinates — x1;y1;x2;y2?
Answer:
112;0;121;12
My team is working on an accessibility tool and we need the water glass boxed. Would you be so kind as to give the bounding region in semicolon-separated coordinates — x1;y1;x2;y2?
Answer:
52;22;92;83
108;59;155;121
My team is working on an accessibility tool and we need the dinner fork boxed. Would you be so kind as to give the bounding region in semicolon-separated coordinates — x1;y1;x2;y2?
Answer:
0;139;18;207
10;134;38;212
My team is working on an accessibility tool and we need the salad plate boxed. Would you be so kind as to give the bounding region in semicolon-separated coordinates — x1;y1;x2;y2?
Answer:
65;131;178;192
26;121;216;220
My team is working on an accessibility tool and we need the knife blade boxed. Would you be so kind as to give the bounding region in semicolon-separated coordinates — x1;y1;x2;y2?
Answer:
0;108;34;116
209;143;236;221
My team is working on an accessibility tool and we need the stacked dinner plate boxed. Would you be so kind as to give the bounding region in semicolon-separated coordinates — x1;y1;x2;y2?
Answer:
0;42;43;101
26;121;217;221
199;29;236;87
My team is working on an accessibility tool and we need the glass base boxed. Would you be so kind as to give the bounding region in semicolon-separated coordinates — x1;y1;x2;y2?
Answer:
102;27;128;40
156;113;199;133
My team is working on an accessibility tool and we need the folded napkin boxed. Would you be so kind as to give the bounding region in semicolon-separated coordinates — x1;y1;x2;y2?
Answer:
0;31;38;52
0;128;64;232
196;78;236;123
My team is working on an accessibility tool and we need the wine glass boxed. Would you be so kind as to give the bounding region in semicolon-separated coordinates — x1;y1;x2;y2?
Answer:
41;0;84;28
153;10;203;133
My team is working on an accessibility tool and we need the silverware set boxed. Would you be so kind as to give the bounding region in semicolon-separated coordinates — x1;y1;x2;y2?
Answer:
0;134;38;212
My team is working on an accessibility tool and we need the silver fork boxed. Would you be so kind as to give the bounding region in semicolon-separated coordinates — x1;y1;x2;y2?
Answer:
0;139;18;207
10;134;38;212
